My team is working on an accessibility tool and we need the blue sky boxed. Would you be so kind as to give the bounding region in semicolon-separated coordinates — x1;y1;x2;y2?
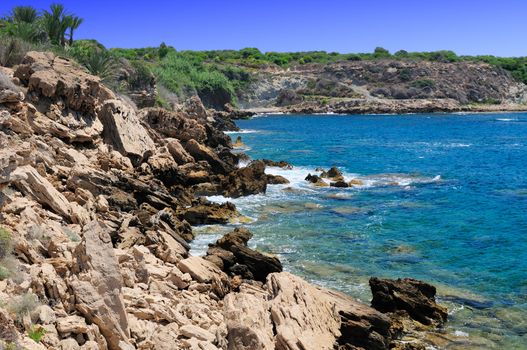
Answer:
1;0;526;56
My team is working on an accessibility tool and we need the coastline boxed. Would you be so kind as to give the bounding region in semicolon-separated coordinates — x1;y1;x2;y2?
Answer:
233;101;527;119
0;51;452;350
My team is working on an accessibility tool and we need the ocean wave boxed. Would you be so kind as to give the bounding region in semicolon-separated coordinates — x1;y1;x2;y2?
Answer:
495;118;517;122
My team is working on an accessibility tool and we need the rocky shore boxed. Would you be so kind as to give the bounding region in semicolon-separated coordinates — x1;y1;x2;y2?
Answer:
1;52;448;350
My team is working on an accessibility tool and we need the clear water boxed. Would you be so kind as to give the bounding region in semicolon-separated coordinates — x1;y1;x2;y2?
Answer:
193;113;527;349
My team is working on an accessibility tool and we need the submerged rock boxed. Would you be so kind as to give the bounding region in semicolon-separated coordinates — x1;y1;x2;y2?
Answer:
369;277;448;326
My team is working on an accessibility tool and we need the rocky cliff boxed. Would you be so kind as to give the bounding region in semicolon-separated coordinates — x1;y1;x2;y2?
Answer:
236;60;527;114
0;52;447;350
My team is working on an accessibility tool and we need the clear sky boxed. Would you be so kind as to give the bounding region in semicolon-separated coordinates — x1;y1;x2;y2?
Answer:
1;0;526;56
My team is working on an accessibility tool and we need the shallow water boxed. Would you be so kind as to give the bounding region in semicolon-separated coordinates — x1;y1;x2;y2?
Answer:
193;113;527;348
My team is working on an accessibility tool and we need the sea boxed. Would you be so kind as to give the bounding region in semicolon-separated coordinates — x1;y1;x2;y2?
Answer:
191;113;527;349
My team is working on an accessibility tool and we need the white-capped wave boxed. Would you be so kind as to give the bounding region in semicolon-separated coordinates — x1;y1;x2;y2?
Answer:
495;118;516;122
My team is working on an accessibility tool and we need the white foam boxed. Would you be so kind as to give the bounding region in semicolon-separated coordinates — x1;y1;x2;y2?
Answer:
496;118;516;122
454;330;469;337
224;129;262;134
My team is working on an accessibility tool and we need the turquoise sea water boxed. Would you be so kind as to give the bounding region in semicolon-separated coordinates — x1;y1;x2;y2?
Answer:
193;113;527;349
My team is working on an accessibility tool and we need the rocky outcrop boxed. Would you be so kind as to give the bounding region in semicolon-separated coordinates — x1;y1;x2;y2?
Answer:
369;277;448;326
221;160;268;198
223;272;392;350
206;228;282;282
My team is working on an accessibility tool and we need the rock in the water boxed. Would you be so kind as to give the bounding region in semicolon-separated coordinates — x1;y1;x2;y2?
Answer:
221;160;268;198
321;166;344;181
305;173;328;187
330;180;349;188
267;174;290;185
207;228;282;282
178;201;240;225
369;277;448;326
262;159;293;170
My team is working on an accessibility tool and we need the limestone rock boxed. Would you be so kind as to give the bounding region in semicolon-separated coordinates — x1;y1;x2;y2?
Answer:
10;165;72;220
99;99;155;165
177;256;227;284
223;292;274;350
69;221;131;350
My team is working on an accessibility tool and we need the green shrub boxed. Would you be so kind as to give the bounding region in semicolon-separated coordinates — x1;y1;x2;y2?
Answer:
28;325;46;343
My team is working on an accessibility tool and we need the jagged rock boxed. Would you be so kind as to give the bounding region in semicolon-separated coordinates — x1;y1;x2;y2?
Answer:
321;166;344;181
0;88;24;103
262;159;293;169
207;228;282;282
185;139;232;174
99;99;156;165
147;146;180;186
166;138;195;165
10;165;73;221
69;221;131;350
369;277;448;326
305;173;328;187
181;95;210;122
141;107;207;143
267;174;290;185
14;51;113;115
179;201;240;225
221;161;267;198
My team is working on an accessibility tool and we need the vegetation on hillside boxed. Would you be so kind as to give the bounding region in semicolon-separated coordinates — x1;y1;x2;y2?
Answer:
2;4;527;109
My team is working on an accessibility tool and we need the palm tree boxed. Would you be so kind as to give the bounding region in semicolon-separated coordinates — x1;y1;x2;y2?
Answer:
42;3;70;45
11;6;38;24
68;16;83;46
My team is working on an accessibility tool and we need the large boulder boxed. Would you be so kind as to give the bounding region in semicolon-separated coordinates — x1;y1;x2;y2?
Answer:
221;161;268;198
99;99;156;165
207;228;282;282
369;277;448;326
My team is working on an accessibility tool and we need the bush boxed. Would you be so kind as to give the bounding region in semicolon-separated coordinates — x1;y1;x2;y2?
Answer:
410;79;435;89
0;227;13;261
28;325;46;343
